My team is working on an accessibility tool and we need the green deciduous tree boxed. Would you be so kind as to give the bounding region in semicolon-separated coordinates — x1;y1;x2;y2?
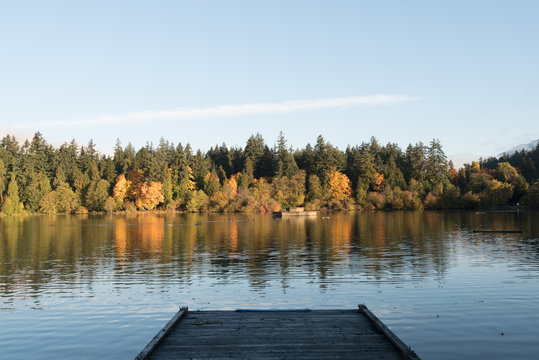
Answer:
186;189;208;212
86;179;110;211
482;179;513;207
55;182;79;213
39;191;57;214
104;197;117;213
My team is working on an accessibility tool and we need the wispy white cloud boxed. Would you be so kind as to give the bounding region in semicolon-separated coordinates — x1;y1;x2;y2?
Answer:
24;94;419;128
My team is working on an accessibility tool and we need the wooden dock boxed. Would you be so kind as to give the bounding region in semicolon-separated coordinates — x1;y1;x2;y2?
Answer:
136;305;420;360
272;207;317;218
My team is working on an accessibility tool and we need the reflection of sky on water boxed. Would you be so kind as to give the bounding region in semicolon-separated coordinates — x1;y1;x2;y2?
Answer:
0;211;538;359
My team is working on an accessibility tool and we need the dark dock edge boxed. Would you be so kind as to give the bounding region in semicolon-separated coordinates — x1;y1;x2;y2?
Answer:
135;306;188;360
358;304;420;360
472;229;523;233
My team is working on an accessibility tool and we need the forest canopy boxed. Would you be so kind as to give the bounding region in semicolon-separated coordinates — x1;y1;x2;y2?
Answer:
1;131;538;215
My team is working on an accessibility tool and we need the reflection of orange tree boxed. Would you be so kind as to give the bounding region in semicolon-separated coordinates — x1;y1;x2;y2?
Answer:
331;215;352;258
138;215;164;253
114;217;128;259
183;216;197;262
114;215;164;258
229;221;238;253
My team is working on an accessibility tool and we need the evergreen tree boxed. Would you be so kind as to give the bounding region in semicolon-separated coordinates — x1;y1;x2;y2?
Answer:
157;137;175;166
53;167;67;189
161;165;173;205
40;174;52;201
136;143;162;181
229;147;245;174
208;143;233;176
0;135;20;174
404;142;426;184
23;172;41;212
245;133;274;178
100;157;117;185
274;131;298;177
0;158;5;202
173;143;187;168
73;168;90;205
175;165;196;206
190;150;211;189
203;170;221;197
425;139;449;193
87;160;100;182
383;154;406;189
216;165;227;185
113;139;126;174
295;143;316;175
313;135;345;182
358;149;376;190
306;174;323;201
314;135;331;181
53;140;78;184
29;132;53;177
123;143;136;172
2;174;21;215
239;157;254;188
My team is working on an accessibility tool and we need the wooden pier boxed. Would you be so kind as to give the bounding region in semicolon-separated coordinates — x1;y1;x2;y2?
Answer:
272;207;317;218
136;305;420;360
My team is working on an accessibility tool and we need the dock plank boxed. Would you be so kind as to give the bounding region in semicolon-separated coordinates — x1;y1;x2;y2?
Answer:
139;307;420;360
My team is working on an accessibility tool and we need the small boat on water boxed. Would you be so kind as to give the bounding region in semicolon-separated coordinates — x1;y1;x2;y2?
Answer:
272;207;317;218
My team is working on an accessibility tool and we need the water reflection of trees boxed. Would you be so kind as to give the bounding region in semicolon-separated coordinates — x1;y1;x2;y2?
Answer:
1;211;538;298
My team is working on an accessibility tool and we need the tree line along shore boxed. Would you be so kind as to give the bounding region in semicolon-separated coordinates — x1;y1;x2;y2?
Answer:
1;132;538;216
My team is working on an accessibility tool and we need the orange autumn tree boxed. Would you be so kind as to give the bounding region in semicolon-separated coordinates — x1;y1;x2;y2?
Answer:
225;175;238;198
326;169;352;201
371;172;385;192
136;181;164;210
113;170;164;210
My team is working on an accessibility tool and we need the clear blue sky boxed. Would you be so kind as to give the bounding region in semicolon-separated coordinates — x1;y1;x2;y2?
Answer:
1;1;538;166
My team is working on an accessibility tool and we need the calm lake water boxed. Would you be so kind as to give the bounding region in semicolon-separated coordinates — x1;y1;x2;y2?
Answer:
1;211;538;359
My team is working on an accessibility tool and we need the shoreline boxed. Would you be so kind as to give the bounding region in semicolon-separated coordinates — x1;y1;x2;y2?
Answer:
0;205;529;218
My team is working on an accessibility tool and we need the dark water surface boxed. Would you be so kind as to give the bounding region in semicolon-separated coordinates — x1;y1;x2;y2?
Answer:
1;211;538;359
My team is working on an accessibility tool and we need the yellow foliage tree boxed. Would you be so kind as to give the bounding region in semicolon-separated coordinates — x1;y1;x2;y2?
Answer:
113;174;130;208
326;170;352;201
135;181;164;210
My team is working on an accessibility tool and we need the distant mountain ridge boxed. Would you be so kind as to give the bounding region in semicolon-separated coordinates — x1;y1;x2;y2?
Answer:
498;139;539;157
